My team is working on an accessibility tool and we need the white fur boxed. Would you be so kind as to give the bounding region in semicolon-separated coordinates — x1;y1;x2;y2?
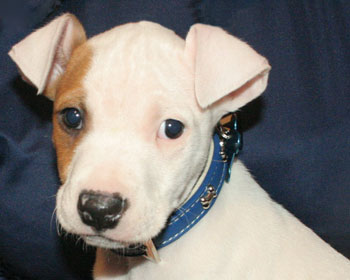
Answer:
93;162;350;280
57;21;350;280
9;14;350;279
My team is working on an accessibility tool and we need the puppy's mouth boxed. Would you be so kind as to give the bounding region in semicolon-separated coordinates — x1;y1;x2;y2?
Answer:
83;234;138;250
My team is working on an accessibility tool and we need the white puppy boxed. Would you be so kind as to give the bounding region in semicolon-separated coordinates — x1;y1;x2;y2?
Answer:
9;13;350;279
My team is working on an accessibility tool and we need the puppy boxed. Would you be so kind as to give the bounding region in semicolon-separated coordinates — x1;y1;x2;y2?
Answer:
9;13;350;279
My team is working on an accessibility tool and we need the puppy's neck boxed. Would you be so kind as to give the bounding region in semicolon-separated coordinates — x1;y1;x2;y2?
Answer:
182;140;214;205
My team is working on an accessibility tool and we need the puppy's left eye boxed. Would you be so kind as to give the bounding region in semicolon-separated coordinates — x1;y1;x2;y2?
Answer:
61;108;83;130
158;119;184;139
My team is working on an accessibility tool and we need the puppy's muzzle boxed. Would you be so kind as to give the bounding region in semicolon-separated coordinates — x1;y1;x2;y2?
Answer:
78;190;128;232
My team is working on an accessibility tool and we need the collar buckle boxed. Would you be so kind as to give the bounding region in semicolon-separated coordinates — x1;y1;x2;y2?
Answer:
216;113;242;182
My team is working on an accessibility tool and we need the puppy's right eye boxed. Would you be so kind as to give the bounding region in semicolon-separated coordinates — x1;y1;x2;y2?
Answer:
158;119;184;139
61;108;83;130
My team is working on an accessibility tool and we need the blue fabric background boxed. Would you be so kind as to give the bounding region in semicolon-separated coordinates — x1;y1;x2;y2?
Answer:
0;0;349;279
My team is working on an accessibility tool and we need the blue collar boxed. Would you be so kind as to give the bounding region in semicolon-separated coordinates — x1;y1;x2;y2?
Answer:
153;133;228;250
112;114;241;262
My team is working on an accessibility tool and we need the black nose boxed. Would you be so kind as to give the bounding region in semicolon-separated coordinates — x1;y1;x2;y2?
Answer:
77;190;127;232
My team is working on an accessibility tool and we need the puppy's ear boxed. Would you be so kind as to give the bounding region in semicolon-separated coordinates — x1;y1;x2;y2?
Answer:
185;24;270;120
8;13;86;100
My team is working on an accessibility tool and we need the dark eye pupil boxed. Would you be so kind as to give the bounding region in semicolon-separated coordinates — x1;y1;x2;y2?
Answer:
62;108;82;129
165;119;184;139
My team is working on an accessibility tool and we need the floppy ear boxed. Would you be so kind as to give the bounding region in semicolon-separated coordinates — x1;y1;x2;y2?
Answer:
8;13;86;100
185;24;271;121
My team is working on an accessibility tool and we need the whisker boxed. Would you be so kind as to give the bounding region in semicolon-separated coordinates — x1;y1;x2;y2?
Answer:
50;207;56;230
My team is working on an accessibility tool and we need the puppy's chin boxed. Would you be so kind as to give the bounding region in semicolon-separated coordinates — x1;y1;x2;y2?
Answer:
83;235;128;249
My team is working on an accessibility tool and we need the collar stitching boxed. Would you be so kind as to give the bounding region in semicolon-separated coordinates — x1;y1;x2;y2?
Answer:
160;209;206;246
159;160;226;246
168;161;219;224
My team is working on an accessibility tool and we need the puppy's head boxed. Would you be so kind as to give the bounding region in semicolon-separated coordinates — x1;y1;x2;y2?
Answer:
9;14;270;249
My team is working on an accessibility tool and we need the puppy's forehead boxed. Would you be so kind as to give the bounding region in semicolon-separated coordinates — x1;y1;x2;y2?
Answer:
83;21;193;120
88;23;187;85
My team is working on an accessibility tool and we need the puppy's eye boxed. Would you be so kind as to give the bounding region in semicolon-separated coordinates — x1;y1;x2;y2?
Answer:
158;119;184;139
61;108;83;130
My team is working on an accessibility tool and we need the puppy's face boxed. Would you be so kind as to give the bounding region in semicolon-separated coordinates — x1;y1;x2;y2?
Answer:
9;14;270;249
54;23;213;248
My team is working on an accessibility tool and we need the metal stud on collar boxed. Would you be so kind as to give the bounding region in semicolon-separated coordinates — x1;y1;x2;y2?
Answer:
200;185;217;209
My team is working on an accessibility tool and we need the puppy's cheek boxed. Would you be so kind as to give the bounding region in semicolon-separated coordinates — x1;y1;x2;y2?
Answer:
52;121;81;182
56;187;73;232
123;203;171;242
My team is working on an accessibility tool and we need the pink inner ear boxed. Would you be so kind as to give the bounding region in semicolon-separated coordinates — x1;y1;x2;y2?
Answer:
218;72;270;114
8;13;86;97
185;24;271;110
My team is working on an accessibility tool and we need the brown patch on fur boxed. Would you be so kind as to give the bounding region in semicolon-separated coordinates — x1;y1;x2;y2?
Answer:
52;43;93;182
